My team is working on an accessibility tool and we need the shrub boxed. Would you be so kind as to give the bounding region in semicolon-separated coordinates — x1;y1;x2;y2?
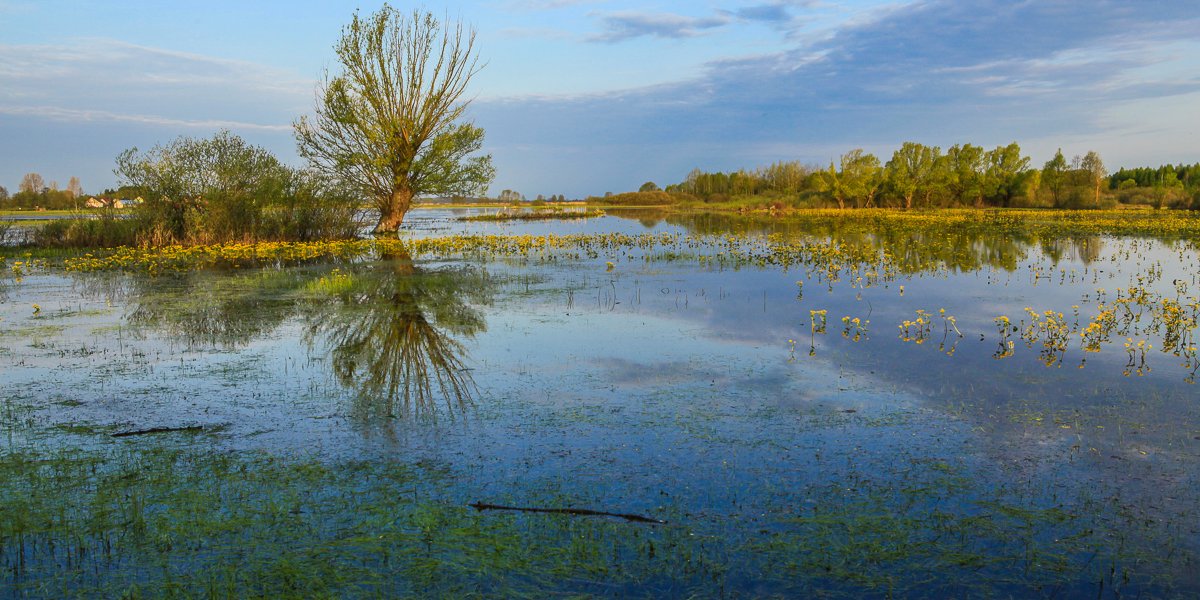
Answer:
34;216;140;248
585;191;679;206
116;131;363;245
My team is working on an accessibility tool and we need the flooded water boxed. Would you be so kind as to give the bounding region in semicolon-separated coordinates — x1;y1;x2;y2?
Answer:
3;208;1199;597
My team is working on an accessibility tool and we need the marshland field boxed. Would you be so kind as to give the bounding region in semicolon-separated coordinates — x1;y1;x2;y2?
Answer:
3;206;1200;597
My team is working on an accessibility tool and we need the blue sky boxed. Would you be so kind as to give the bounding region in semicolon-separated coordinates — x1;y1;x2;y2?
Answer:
1;0;1198;199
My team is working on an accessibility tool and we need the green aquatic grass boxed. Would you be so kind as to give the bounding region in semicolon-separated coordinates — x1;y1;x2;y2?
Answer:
2;422;1194;598
0;324;67;340
4;209;1200;596
0;444;713;598
457;208;606;222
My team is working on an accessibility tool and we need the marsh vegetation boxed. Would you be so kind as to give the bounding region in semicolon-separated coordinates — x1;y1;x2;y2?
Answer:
3;207;1200;597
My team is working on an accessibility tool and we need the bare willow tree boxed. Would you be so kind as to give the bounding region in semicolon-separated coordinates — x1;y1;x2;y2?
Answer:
67;176;83;199
19;173;45;194
295;5;495;234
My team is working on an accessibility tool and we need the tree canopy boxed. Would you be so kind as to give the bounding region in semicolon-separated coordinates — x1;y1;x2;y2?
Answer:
886;142;940;210
295;5;495;234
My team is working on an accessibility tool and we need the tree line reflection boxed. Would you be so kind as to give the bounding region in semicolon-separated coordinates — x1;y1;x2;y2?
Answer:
617;210;1106;273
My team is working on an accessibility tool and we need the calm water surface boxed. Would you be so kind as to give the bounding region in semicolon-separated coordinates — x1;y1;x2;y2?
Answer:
2;208;1199;596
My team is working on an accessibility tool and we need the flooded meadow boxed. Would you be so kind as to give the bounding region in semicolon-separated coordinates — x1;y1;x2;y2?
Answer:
3;208;1200;597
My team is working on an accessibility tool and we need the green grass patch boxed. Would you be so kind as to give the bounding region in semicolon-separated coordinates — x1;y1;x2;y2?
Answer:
458;208;606;222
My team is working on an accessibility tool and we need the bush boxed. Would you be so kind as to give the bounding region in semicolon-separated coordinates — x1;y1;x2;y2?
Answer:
256;172;363;241
116;131;363;246
34;216;140;248
585;191;679;206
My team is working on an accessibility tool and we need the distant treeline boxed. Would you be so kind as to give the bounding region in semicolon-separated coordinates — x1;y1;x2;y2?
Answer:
0;174;87;210
1109;164;1200;189
653;143;1200;210
1;188;80;210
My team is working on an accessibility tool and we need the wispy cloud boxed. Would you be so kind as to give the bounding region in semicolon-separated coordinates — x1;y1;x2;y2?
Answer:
734;4;792;23
0;39;312;99
0;105;292;132
0;37;310;188
0;38;313;132
731;0;817;24
586;1;821;44
588;11;732;42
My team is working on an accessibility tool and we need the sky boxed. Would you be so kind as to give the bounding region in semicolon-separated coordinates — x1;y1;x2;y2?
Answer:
1;0;1198;199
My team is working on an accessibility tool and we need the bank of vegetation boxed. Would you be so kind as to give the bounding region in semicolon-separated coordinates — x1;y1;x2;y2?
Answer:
582;190;679;206
457;207;605;222
6;138;1200;250
8;131;363;248
617;143;1200;213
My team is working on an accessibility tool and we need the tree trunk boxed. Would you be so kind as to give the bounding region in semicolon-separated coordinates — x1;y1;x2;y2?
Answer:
374;189;414;234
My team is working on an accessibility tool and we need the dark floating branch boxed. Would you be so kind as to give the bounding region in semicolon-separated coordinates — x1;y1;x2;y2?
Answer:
468;502;665;524
111;425;205;438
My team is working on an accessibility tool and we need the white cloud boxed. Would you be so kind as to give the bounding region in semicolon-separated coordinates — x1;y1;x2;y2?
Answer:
0;105;293;132
0;39;313;118
0;38;313;190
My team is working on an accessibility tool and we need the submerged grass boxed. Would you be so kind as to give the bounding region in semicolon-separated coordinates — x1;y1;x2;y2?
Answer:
47;209;1200;277
1;445;427;597
0;443;702;597
457;208;606;222
1;438;1193;598
4;207;1200;596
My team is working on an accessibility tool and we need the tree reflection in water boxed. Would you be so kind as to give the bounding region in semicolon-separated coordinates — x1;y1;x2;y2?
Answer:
97;248;493;419
306;251;493;418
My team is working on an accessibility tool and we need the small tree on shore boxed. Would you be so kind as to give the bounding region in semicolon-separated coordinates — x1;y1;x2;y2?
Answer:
1042;149;1068;207
1080;151;1107;206
296;5;495;234
840;149;883;208
886;142;938;209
